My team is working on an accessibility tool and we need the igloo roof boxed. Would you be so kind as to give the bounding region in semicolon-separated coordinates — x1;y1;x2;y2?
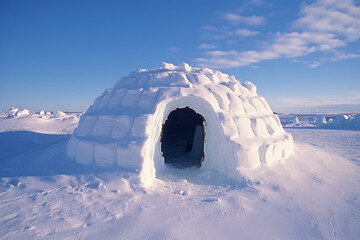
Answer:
67;62;293;187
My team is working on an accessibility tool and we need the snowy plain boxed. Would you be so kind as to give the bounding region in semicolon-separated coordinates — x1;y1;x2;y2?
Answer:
0;110;359;239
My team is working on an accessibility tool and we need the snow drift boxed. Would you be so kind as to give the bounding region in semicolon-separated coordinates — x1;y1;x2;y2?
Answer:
67;63;293;186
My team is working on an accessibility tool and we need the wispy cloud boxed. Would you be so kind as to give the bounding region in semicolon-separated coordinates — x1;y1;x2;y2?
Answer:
301;50;360;68
235;29;259;36
197;0;360;68
202;27;260;40
307;61;321;68
198;43;217;50
224;13;265;25
202;25;218;31
197;31;345;68
329;51;360;61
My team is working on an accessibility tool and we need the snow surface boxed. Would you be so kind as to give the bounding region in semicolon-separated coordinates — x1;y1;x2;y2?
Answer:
68;63;293;186
0;112;359;239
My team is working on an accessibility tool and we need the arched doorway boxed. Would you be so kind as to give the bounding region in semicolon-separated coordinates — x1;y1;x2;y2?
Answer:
160;107;205;168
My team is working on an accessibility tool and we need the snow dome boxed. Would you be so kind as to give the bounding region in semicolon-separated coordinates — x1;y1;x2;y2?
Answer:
67;63;293;186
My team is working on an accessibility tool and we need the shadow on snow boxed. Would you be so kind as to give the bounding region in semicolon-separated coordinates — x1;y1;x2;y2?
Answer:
0;131;134;178
0;131;249;189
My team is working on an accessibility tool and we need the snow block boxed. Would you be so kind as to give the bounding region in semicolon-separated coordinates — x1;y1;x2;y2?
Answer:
273;141;284;162
259;97;272;113
138;90;158;109
108;89;126;108
234;117;254;137
244;81;257;94
98;91;113;109
121;90;141;107
259;143;275;165
162;62;176;70
282;139;291;159
94;143;116;167
169;72;190;86
267;116;282;135
237;144;261;169
91;115;115;137
112;116;132;139
77;115;98;137
66;136;79;159
178;62;191;71
116;143;142;170
148;73;170;86
242;100;256;114
263;117;275;135
131;115;149;137
221;114;238;138
186;74;211;85
251;118;269;137
76;140;95;164
227;94;246;115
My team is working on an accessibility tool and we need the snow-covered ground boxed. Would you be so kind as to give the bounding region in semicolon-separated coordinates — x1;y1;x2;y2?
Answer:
0;108;81;135
0;112;359;239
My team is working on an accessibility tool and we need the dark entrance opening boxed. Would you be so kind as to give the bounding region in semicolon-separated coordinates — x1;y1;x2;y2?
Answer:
161;107;205;168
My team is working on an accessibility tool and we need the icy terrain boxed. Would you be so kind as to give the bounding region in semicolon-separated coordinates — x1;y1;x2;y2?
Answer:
279;113;360;130
0;108;81;134
0;112;359;239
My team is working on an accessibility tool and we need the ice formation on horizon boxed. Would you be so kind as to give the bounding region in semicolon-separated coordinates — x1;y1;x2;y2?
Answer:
279;113;360;130
67;62;294;186
6;107;30;118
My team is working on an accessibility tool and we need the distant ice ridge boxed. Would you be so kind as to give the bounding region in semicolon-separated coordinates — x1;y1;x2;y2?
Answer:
67;62;294;187
1;107;73;119
5;107;30;118
279;113;360;130
0;108;82;134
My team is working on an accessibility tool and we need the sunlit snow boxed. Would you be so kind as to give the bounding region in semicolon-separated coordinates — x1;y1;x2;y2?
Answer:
0;105;359;239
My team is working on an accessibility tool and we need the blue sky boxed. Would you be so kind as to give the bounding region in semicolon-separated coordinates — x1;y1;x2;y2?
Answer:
1;0;359;113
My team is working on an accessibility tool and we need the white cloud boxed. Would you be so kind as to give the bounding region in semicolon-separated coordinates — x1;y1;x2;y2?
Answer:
204;28;260;40
197;0;360;68
235;29;259;36
297;50;360;67
294;0;360;41
224;13;265;25
202;25;218;31
197;31;345;68
330;51;360;61
198;44;217;50
308;61;321;68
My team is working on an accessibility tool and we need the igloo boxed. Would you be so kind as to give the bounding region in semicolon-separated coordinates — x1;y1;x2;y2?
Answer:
67;62;293;186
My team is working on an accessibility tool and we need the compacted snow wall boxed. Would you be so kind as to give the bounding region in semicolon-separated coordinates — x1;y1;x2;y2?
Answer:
67;63;293;186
